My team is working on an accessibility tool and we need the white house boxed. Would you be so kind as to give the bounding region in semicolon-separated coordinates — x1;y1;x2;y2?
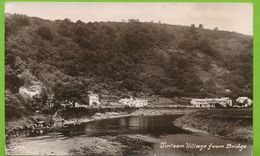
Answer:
89;93;101;106
235;97;253;107
63;92;101;108
191;97;232;108
75;102;88;108
119;96;148;108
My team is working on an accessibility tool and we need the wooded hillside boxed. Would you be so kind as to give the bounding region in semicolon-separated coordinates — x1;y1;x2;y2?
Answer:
5;14;252;119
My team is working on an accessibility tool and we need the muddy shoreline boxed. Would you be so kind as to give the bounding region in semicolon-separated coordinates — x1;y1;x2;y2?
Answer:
173;109;253;144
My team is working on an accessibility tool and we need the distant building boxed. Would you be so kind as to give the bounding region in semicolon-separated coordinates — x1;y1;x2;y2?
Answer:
62;92;101;108
89;92;101;106
235;97;253;107
191;97;232;108
60;100;74;108
75;102;88;108
119;96;148;108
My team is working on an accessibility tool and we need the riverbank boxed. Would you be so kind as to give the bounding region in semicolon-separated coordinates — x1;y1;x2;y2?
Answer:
7;113;253;156
6;114;55;138
130;108;197;116
173;108;253;144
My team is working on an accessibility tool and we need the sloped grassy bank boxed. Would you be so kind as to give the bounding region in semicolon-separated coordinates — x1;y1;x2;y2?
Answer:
173;108;253;144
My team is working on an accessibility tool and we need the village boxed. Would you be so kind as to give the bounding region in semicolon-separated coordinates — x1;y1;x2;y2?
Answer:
58;91;253;109
18;85;253;110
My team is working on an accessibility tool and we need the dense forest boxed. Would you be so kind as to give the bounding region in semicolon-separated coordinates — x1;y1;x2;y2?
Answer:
5;14;252;119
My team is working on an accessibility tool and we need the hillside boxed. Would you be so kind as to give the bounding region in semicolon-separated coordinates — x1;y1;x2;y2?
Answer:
5;14;252;120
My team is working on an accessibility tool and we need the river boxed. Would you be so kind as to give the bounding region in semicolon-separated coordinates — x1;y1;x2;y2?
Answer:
6;115;252;156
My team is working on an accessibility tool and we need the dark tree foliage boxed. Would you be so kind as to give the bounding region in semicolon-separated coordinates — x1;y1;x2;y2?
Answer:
36;26;53;40
121;79;141;91
52;81;89;107
5;14;30;39
13;14;30;26
5;48;16;68
5;75;25;93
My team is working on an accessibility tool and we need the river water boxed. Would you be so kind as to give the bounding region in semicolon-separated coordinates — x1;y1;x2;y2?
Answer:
7;115;252;156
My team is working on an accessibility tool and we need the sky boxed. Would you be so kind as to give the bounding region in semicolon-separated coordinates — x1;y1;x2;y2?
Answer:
5;2;253;35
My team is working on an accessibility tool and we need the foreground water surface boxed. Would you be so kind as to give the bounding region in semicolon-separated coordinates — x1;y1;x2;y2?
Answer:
7;115;252;156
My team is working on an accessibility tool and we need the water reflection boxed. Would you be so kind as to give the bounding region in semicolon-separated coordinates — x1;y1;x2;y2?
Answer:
61;115;187;137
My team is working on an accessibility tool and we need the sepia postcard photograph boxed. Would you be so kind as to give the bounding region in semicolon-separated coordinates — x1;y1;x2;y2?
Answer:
4;2;253;156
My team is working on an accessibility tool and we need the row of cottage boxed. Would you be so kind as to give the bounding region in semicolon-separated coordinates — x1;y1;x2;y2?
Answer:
190;97;253;108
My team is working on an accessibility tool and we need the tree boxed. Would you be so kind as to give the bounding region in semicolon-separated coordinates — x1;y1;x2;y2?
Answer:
5;89;28;120
122;79;141;91
189;24;197;34
36;26;53;40
199;24;204;29
13;14;30;26
76;20;85;25
160;87;184;97
5;74;24;93
5;48;16;69
214;27;218;31
57;19;72;37
52;81;89;107
127;19;140;23
146;78;164;94
32;88;48;111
